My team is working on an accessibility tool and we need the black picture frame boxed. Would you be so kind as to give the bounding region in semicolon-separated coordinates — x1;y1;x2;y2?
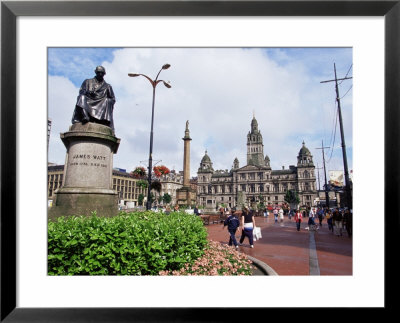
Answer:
1;1;397;321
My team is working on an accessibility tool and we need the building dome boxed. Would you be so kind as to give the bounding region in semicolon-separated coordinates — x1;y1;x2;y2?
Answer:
201;150;211;163
298;141;311;156
297;141;314;167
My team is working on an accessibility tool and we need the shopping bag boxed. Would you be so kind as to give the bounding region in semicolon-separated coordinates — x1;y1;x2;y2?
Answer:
253;227;262;240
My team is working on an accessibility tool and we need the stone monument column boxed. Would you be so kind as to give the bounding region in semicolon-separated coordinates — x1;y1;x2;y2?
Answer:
176;121;196;207
49;123;120;218
183;120;191;187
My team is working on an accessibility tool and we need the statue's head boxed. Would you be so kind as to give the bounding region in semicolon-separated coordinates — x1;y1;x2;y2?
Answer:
94;66;106;75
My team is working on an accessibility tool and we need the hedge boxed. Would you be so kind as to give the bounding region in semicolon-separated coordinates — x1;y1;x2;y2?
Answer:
48;211;208;275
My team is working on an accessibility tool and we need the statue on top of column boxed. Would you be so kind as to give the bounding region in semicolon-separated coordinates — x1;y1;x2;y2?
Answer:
71;66;116;130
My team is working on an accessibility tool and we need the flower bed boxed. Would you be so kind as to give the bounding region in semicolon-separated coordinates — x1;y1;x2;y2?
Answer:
159;240;253;276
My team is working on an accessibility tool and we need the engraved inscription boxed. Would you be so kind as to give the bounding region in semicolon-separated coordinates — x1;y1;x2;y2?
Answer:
70;153;107;168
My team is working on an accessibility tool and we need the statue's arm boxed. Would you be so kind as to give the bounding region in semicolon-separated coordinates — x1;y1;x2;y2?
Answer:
107;85;116;102
78;80;90;96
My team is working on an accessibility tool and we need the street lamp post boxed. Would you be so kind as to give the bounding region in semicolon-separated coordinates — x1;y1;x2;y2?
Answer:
128;64;171;210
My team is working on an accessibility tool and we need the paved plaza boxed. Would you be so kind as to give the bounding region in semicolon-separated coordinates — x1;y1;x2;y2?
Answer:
206;215;352;275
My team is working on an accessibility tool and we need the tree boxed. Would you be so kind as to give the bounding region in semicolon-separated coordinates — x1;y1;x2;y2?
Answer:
138;193;145;206
284;190;300;204
162;193;172;204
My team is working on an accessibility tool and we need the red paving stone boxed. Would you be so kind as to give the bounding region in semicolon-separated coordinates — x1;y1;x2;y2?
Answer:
205;215;352;276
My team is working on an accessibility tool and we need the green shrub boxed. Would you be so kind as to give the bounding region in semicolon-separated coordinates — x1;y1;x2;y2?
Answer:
48;211;208;275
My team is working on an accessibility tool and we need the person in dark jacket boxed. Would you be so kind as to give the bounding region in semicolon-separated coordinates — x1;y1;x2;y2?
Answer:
332;208;343;236
343;209;352;237
223;210;240;248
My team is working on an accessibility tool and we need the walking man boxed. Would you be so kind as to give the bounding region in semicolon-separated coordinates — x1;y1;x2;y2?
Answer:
223;210;240;249
295;209;302;231
273;207;278;223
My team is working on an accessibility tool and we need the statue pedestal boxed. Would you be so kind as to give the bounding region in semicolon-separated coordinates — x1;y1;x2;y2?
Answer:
176;186;196;207
49;123;120;219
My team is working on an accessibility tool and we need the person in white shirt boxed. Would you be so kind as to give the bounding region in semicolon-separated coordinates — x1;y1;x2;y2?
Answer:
307;207;317;230
279;208;284;223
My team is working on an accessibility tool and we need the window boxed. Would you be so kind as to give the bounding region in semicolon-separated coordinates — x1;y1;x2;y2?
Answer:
275;196;278;201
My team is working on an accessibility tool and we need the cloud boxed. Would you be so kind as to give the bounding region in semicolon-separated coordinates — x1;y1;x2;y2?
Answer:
48;47;353;177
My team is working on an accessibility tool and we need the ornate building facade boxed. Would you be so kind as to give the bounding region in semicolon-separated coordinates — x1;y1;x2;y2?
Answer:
159;170;183;206
48;165;146;208
197;117;317;209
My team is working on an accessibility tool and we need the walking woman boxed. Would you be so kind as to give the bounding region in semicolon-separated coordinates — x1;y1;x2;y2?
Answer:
239;207;256;248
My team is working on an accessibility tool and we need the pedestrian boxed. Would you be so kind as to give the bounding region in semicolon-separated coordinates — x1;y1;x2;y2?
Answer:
343;208;352;238
223;210;240;249
174;204;179;212
317;208;324;227
295;209;302;231
288;207;292;220
279;207;284;223
165;206;171;215
326;209;333;232
332;208;343;236
263;207;268;218
239;207;256;248
273;207;278;223
194;205;200;216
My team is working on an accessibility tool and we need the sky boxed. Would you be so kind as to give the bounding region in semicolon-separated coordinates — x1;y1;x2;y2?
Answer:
48;47;353;185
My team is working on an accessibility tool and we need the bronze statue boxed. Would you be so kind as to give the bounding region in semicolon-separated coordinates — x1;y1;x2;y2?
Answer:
72;66;115;130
